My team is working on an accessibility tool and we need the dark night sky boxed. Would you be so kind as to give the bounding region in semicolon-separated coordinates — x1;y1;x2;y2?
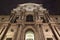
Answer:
0;0;60;15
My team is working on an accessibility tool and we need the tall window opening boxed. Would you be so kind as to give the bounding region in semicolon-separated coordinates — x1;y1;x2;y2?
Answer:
26;15;33;22
40;17;46;23
25;31;34;40
14;17;19;23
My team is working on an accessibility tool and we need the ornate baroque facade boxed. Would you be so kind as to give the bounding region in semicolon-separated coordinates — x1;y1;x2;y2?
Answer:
0;3;60;40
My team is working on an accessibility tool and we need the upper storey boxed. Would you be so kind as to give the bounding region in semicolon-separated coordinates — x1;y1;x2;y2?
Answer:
11;3;48;16
10;3;49;23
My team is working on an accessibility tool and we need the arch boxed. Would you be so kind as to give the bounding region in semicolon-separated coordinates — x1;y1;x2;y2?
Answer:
25;30;34;40
26;15;33;22
21;26;39;40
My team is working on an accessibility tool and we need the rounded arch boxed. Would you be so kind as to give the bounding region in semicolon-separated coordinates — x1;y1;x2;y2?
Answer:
26;14;33;22
21;26;39;40
25;30;34;40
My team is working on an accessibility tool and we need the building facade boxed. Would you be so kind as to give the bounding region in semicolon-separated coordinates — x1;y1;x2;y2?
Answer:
0;3;60;40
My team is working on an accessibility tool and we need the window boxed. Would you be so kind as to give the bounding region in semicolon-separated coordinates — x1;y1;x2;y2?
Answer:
14;17;19;23
26;15;33;22
1;18;4;21
6;38;12;40
45;29;48;32
55;17;58;20
25;31;34;40
1;18;4;20
47;38;53;40
40;17;46;23
11;29;14;32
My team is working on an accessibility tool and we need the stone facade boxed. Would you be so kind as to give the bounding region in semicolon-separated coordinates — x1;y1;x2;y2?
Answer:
0;3;60;40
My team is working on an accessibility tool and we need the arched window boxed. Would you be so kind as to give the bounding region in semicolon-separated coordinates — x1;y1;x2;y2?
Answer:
26;15;33;22
25;31;34;40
